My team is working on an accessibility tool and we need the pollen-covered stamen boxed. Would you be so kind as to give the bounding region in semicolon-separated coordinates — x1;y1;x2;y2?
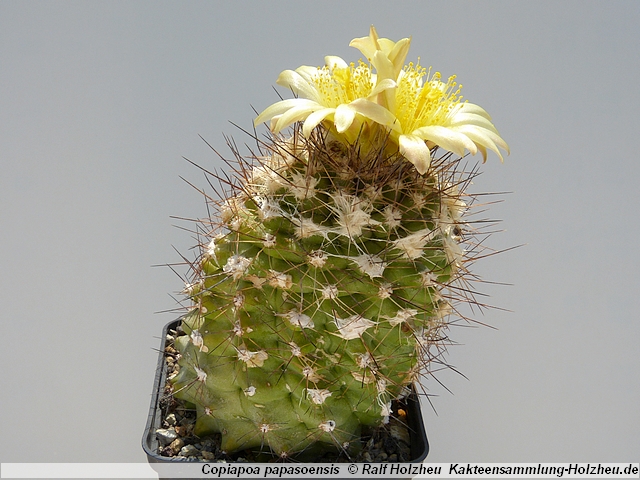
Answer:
334;315;376;340
223;255;251;280
351;254;386;279
311;60;374;106
306;388;332;405
237;348;269;368
396;65;464;134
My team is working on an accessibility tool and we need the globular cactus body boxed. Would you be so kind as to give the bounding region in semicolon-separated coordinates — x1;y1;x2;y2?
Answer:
169;27;508;459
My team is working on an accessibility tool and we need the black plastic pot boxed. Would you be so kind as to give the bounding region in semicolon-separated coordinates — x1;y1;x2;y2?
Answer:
143;320;429;479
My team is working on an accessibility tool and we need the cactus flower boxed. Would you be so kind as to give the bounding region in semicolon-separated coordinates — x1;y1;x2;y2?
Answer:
256;26;508;174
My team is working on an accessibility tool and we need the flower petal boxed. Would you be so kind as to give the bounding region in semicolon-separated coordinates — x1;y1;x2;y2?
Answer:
411;125;477;156
399;134;432;174
453;125;509;161
349;98;401;132
349;25;379;62
254;99;319;127
302;108;335;137
273;104;321;133
368;78;397;98
334;104;357;133
387;37;411;77
294;65;319;83
276;69;321;103
458;102;493;120
372;49;395;82
324;55;348;69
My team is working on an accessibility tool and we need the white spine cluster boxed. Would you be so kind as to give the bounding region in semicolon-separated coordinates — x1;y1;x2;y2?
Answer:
330;192;374;238
334;315;376;340
306;388;332;405
388;308;418;327
223;255;251;280
351;254;386;279
282;309;314;329
237;348;269;368
190;330;209;352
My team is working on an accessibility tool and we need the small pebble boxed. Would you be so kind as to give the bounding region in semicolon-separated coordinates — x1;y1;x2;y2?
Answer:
165;413;177;426
179;444;200;457
155;428;178;446
201;451;216;460
169;438;184;454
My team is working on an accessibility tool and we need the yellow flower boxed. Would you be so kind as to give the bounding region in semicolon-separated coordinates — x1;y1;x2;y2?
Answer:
255;26;509;174
254;55;395;139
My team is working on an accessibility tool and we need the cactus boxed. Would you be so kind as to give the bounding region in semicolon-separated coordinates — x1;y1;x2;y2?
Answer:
169;26;508;460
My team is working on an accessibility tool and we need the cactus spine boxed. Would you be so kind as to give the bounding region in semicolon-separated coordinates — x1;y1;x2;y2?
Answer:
169;26;508;460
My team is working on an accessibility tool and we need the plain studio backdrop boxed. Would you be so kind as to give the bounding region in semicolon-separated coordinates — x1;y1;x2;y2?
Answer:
1;0;638;467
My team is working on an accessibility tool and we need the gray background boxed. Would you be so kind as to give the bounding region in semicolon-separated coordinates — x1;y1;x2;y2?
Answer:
1;0;638;467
